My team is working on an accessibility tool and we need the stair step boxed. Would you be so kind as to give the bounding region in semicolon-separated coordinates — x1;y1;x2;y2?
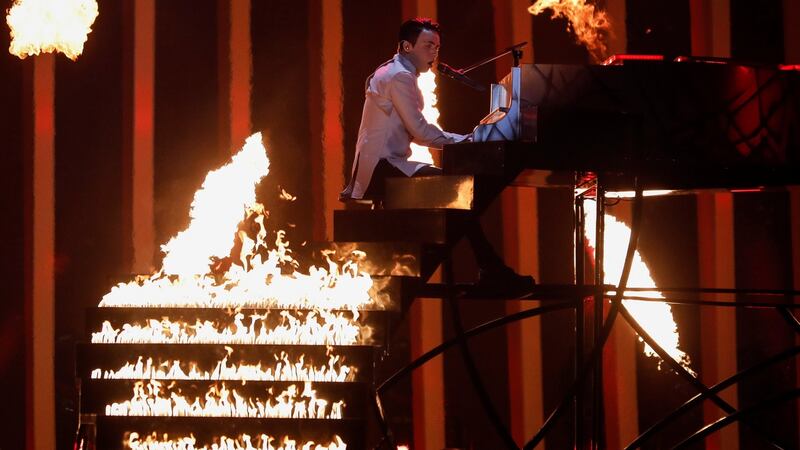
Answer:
76;343;376;383
86;307;389;347
334;209;471;245
297;241;434;278
81;379;369;419
384;175;476;210
92;416;365;449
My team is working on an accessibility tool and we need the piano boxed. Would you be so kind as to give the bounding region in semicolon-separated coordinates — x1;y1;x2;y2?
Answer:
449;58;800;191
335;58;800;267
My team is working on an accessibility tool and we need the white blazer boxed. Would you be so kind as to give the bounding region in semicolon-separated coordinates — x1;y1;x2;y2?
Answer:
342;53;468;199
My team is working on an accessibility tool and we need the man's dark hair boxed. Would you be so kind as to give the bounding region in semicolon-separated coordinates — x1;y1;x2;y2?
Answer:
398;17;440;48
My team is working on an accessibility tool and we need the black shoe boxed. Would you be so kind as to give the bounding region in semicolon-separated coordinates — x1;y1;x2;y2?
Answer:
474;266;536;298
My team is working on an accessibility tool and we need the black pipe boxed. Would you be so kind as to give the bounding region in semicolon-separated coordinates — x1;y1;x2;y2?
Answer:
619;296;800;309
778;307;800;334
615;286;800;296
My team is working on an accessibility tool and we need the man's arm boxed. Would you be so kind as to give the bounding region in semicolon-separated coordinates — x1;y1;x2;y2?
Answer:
389;71;468;148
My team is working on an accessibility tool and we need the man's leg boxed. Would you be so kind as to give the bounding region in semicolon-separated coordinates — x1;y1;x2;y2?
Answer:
363;159;407;200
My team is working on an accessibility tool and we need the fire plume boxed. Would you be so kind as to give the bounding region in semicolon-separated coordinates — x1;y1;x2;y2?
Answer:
161;133;269;278
106;380;345;419
408;71;441;164
125;433;347;450
6;0;98;60
99;133;384;311
92;351;355;382
91;310;368;346
528;0;611;63
583;202;692;371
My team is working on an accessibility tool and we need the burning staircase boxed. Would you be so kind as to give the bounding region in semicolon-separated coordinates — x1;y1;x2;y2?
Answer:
76;134;518;450
75;134;426;450
76;243;424;449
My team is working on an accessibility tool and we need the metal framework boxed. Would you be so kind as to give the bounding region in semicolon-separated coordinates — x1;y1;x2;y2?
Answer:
373;175;800;450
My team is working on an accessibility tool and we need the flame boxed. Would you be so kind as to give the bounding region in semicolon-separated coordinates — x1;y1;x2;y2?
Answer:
528;0;611;63
99;133;385;311
161;133;269;278
279;188;297;201
126;433;347;450
583;202;692;371
106;380;345;419
91;310;368;346
92;351;355;382
408;71;441;164
6;0;98;60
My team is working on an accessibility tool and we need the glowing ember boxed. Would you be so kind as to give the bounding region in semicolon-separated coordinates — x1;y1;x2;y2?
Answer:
99;133;385;311
583;202;692;371
408;71;441;164
6;0;98;60
528;0;611;63
106;380;345;419
91;310;368;346
125;433;347;450
92;350;355;382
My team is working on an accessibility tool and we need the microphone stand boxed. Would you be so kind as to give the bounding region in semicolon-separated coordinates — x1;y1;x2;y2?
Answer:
461;41;527;74
437;42;527;91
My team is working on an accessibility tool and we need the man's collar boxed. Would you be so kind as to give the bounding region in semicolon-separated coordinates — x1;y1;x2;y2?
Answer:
395;53;419;77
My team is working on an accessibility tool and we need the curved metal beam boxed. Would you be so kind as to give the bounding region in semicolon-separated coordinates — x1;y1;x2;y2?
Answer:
626;346;800;449
670;389;800;450
443;256;518;449
617;304;788;450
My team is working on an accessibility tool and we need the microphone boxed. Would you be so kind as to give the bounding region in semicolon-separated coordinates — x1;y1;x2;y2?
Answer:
437;62;487;92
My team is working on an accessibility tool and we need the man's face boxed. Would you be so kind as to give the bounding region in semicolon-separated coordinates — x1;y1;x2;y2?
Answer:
405;29;440;73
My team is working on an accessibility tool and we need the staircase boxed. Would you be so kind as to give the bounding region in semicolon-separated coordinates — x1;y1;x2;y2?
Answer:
75;243;427;449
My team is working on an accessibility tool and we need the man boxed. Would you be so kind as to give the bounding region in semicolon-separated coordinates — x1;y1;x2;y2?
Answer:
341;18;533;293
340;18;465;200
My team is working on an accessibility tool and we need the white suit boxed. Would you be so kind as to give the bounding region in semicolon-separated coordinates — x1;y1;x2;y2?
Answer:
342;53;468;199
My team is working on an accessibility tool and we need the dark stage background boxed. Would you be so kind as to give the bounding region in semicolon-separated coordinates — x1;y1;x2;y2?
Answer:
2;0;799;449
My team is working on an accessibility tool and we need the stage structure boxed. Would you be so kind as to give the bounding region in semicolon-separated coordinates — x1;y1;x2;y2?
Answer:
336;55;800;449
74;55;800;448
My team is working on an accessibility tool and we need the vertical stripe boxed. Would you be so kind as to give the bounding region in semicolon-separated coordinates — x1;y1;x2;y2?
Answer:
411;297;445;450
494;0;542;446
786;0;800;63
734;192;797;449
133;0;155;273
0;13;26;448
697;193;739;450
690;6;737;447
154;0;221;246
791;187;800;444
602;203;639;450
512;0;535;62
605;0;627;54
229;0;251;151
27;53;56;450
504;189;544;445
690;0;730;57
322;0;344;240
308;0;324;241
731;0;784;63
405;3;445;448
600;2;637;446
